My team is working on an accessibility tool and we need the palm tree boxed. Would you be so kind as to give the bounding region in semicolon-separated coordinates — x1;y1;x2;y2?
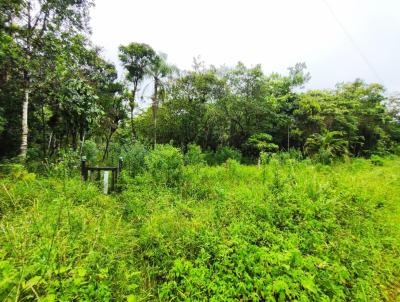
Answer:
146;53;172;148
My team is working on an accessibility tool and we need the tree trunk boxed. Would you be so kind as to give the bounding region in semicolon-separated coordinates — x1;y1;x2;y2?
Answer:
79;130;86;159
47;131;53;155
102;129;114;162
130;105;135;140
20;2;32;160
152;78;159;149
41;101;46;158
71;129;77;150
130;86;137;142
20;88;29;159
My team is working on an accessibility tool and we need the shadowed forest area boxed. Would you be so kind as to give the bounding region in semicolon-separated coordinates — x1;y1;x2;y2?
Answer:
1;0;400;301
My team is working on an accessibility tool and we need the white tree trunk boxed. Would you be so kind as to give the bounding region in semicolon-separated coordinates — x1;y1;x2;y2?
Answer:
20;88;29;159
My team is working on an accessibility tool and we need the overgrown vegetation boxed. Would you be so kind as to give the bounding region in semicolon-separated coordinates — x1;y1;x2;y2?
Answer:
1;1;400;301
1;149;399;301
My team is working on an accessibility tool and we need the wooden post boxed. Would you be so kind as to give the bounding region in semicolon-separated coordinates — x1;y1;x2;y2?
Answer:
81;157;88;181
111;170;116;192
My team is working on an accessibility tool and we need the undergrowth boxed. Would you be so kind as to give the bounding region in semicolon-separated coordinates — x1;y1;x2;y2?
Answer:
0;156;399;301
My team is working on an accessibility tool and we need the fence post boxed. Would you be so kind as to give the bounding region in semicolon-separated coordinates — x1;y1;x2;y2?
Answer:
103;171;109;194
81;157;88;181
111;170;116;191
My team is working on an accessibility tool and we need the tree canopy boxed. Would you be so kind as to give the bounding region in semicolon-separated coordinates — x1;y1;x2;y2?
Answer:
0;1;399;164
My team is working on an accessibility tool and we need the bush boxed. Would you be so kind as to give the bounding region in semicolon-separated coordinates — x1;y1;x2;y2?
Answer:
0;164;36;181
121;143;149;177
184;144;205;166
246;133;278;158
182;166;219;200
206;146;242;165
287;148;304;161
225;158;241;179
26;147;41;161
305;131;348;164
203;150;216;165
145;144;184;187
316;149;332;164
82;139;99;163
49;148;80;178
391;145;400;156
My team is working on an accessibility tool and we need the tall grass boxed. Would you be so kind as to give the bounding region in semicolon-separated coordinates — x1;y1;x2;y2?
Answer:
0;156;399;301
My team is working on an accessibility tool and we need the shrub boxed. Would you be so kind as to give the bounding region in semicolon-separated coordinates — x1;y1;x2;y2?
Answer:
82;139;99;163
145;144;184;187
391;145;400;156
26;147;41;161
305;131;348;164
48;148;80;178
225;158;241;179
246;133;279;158
0;164;36;181
287;148;304;161
120;143;149;177
316;148;334;165
184;144;205;166
212;146;242;165
203;150;216;165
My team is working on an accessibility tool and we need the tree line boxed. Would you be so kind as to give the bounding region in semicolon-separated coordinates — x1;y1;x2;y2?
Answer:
1;0;400;165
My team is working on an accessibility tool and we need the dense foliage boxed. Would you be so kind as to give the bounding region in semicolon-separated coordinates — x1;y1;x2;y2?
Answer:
0;152;399;300
1;1;400;162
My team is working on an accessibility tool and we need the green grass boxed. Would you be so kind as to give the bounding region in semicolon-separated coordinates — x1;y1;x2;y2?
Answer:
1;157;400;301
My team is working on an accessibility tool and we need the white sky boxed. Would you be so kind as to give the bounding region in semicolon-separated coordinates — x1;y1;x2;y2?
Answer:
90;0;399;93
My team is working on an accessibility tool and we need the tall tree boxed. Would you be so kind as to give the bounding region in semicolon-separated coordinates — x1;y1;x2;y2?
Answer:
147;53;172;147
5;0;93;159
385;92;400;121
119;43;156;141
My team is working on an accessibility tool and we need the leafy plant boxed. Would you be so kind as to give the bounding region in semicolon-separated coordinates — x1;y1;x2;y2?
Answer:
121;142;149;177
305;131;349;164
82;139;99;164
144;144;184;187
216;146;242;163
247;133;279;156
184;144;206;166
